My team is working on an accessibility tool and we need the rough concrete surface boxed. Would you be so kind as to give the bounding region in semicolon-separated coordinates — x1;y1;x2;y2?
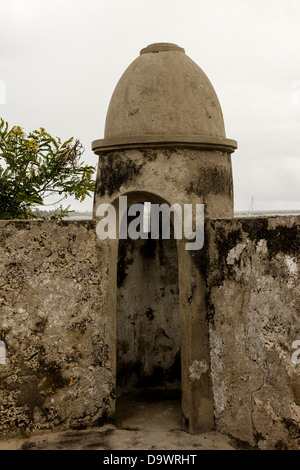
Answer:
206;216;300;450
0;220;113;433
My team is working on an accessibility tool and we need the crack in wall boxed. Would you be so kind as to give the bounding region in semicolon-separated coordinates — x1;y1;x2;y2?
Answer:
250;367;266;445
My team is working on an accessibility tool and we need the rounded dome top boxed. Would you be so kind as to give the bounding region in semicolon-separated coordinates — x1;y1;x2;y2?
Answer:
92;43;237;153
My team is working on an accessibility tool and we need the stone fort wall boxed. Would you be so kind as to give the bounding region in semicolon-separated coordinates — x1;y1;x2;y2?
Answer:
0;220;113;432
206;216;299;450
0;216;299;449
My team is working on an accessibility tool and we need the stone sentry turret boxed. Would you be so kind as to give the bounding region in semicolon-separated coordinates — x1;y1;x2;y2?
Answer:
91;43;237;434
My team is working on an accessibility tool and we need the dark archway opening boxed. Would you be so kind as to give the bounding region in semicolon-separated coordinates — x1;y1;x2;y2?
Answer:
116;202;181;422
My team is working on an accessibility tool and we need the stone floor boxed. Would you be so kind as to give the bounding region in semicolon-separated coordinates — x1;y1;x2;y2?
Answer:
0;391;246;450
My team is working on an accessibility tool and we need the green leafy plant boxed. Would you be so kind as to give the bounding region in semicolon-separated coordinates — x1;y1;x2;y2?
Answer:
0;118;96;220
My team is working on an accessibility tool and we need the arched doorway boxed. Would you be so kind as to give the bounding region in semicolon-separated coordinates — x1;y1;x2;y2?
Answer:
97;190;214;433
116;200;181;421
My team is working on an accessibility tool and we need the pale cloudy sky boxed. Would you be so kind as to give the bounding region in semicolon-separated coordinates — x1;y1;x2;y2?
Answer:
0;0;299;213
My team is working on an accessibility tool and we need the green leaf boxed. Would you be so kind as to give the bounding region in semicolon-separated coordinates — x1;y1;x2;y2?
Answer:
0;119;96;220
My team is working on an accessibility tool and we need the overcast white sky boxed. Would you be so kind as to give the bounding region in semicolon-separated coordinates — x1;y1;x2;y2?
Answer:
0;0;299;213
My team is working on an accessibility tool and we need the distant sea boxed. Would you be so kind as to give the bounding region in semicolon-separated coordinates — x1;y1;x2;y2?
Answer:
234;210;300;218
64;210;300;220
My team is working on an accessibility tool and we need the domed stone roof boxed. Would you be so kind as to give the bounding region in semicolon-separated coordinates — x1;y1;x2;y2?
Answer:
92;43;237;153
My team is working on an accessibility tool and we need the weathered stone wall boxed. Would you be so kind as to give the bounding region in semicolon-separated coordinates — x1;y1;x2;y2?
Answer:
0;220;113;434
206;216;300;450
93;148;234;218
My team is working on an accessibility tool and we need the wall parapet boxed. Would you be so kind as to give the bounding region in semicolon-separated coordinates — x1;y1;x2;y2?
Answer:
206;215;300;450
0;219;111;435
0;215;299;449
